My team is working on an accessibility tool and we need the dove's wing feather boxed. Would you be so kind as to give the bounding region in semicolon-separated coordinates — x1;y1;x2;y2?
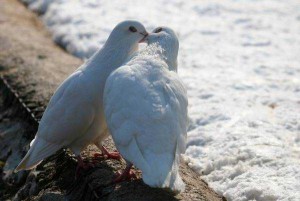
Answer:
104;59;188;192
15;137;62;171
16;70;95;170
38;70;95;143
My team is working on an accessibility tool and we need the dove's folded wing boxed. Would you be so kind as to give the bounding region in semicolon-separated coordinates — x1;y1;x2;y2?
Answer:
163;72;188;155
16;70;95;171
37;70;95;145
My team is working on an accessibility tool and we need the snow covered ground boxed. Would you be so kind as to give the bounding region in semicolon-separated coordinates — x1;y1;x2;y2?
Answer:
22;0;300;200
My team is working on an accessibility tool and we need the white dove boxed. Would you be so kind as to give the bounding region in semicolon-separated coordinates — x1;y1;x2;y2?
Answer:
104;27;188;193
15;20;148;173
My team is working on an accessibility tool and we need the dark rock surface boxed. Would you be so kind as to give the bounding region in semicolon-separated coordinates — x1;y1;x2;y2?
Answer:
0;0;225;200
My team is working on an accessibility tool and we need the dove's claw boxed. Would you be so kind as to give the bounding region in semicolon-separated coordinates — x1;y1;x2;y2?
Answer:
112;163;137;183
94;146;121;161
94;151;121;160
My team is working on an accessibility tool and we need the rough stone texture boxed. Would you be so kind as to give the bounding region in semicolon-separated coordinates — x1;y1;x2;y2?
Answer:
0;0;225;200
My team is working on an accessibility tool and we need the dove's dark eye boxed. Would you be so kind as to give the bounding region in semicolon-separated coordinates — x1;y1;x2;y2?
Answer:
129;26;137;33
154;27;163;33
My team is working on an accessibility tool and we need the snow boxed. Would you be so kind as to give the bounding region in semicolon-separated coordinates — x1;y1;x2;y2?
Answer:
22;0;300;200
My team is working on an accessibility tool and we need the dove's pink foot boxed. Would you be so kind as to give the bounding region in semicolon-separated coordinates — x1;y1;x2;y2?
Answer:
75;156;94;178
113;163;137;183
94;146;121;161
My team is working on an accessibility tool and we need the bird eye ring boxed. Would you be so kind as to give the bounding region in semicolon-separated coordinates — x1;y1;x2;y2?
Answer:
129;26;137;32
154;27;163;33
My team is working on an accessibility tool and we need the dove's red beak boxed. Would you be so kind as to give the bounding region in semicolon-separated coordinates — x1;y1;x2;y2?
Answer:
139;32;148;43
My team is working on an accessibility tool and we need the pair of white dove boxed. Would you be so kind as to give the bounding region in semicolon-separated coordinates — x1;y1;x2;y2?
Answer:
16;20;188;193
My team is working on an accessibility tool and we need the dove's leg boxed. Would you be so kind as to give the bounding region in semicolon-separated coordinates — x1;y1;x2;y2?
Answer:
93;144;121;161
113;162;137;183
93;130;121;161
75;156;94;178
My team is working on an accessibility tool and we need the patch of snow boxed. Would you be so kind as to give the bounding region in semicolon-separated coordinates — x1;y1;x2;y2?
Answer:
21;0;300;200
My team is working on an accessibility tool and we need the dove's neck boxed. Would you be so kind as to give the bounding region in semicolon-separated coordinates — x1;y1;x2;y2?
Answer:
160;43;178;72
164;55;178;72
84;39;138;75
143;43;178;72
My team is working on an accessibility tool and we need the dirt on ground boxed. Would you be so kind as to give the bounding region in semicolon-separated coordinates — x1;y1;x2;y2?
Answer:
0;0;225;200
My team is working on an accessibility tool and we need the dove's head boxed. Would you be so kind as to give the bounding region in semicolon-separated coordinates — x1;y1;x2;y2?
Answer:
146;27;179;71
105;20;148;56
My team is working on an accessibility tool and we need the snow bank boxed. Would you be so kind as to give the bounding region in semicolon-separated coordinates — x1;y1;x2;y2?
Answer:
22;0;300;200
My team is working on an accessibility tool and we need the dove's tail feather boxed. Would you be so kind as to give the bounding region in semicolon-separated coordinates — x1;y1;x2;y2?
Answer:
15;137;62;171
163;151;185;194
142;142;185;194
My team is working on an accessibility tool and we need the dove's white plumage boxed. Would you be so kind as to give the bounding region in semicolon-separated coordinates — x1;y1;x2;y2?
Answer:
16;20;147;171
104;28;188;193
